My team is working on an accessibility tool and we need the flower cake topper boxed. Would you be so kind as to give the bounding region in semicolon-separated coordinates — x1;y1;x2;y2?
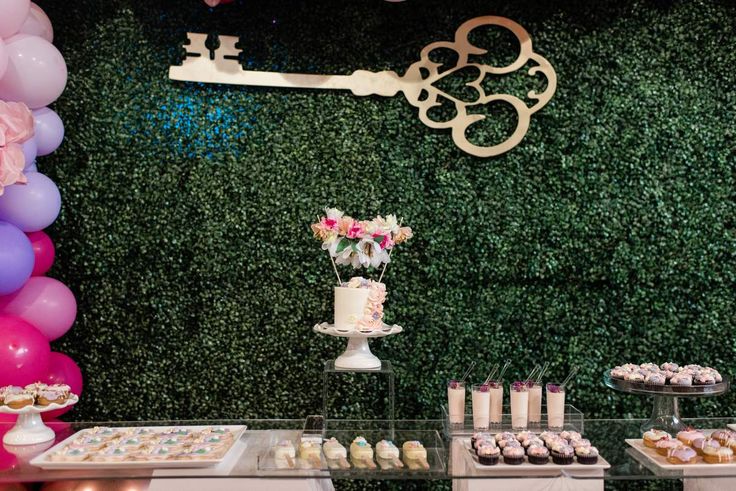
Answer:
311;208;412;285
169;15;557;158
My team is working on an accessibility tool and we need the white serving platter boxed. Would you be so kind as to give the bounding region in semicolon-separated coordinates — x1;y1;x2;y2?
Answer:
31;425;247;470
626;437;736;473
461;438;610;475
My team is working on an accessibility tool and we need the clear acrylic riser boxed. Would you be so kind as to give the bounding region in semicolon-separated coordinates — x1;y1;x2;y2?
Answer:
442;404;584;437
257;426;446;477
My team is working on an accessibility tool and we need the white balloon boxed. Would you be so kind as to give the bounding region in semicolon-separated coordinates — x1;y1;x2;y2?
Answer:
19;2;53;42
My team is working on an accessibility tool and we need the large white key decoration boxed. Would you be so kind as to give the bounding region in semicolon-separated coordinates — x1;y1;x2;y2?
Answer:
169;16;557;158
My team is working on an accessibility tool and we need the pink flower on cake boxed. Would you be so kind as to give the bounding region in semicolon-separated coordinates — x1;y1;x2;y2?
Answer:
394;226;413;244
346;219;365;239
0;101;34;195
373;233;395;250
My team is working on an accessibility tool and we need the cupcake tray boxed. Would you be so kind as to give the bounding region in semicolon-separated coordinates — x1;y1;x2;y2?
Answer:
30;425;247;470
460;438;610;475
626;436;736;473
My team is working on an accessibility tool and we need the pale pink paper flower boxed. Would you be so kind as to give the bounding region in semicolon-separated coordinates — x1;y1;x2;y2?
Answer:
0;144;27;196
0;101;34;195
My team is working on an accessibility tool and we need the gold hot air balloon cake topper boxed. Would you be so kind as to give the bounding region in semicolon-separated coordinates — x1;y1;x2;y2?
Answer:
169;16;557;157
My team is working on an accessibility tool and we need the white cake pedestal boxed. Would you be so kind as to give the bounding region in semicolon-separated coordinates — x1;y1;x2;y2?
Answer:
313;323;402;370
0;395;78;445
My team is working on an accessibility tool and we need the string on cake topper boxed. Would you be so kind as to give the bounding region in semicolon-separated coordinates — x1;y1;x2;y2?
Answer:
169;16;557;157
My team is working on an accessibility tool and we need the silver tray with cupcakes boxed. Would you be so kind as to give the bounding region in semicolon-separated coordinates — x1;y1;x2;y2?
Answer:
30;425;247;469
603;362;730;434
459;430;610;475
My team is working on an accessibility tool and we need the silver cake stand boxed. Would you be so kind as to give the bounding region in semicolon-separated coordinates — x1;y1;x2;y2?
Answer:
603;371;730;434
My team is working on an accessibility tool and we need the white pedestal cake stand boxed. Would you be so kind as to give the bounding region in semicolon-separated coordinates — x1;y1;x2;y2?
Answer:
0;395;78;445
603;371;729;434
314;322;403;369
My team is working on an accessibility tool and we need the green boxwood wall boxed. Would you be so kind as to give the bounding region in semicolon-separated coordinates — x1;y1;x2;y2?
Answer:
38;0;735;423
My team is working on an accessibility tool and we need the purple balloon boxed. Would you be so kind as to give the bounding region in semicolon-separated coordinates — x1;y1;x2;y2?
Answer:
21;137;37;167
32;107;64;156
0;221;34;295
0;172;61;232
0;34;67;109
25;161;37;172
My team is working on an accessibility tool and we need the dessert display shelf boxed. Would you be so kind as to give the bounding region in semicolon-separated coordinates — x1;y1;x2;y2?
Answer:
442;404;584;437
313;322;402;370
603;371;730;434
0;395;79;446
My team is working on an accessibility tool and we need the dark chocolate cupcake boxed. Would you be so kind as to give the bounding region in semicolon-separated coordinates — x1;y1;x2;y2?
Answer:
552;444;574;465
527;445;549;465
477;445;500;465
502;446;525;465
575;445;599;465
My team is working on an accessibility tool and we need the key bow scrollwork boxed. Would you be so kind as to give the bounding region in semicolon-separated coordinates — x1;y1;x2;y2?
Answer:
399;16;557;158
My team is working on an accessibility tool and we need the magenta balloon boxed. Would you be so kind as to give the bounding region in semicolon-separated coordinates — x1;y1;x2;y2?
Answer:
21;137;37;167
0;221;34;295
0;38;8;80
26;230;55;276
19;2;53;43
32;107;64;156
0;277;76;341
0;0;30;38
0;314;50;386
41;352;83;419
0;34;67;109
0;172;61;232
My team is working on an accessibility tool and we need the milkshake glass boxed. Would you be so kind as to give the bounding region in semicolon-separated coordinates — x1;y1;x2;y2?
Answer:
488;380;503;426
546;383;566;430
472;384;491;430
510;381;529;430
447;380;466;425
528;382;542;425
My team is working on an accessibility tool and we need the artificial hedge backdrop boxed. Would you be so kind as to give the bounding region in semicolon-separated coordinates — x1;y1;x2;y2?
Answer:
37;0;734;422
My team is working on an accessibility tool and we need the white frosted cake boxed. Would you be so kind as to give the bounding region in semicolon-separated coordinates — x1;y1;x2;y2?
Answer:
334;277;387;331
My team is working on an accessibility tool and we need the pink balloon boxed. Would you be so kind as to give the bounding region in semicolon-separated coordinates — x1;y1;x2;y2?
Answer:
0;38;8;80
0;0;30;38
32;107;64;156
0;277;76;341
0;34;67;109
19;3;53;43
26;230;55;276
41;352;82;419
0;314;50;386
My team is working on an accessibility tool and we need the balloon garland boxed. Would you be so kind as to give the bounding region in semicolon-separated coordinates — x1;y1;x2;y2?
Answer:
0;1;82;419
